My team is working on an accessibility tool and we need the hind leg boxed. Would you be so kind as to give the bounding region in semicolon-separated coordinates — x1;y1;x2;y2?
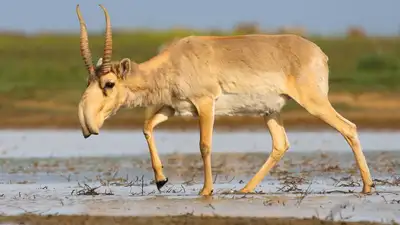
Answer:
240;112;289;193
291;90;374;193
191;97;216;196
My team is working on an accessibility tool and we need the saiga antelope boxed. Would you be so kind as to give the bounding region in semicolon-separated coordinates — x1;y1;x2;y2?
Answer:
76;5;374;196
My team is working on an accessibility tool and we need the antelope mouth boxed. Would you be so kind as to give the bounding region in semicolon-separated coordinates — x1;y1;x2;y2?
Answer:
80;118;101;139
82;123;100;138
78;100;103;139
84;133;92;139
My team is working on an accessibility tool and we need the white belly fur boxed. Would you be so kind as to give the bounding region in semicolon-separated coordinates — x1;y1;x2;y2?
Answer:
172;93;288;117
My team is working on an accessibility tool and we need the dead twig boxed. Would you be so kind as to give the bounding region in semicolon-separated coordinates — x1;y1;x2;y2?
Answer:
331;176;361;187
277;183;302;193
390;199;400;204
317;189;355;195
373;176;400;187
213;172;218;184
72;182;101;196
295;178;313;206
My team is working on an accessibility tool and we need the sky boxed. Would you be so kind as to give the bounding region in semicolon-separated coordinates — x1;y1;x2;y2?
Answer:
0;0;399;36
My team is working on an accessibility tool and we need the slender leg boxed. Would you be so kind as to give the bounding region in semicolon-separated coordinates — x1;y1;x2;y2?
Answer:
240;113;289;193
192;97;215;196
295;93;374;193
143;106;175;191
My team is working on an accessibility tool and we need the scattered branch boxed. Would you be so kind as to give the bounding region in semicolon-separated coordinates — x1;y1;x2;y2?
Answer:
71;183;101;196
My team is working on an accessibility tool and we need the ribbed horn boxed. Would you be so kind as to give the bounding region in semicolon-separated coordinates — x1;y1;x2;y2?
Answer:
99;4;112;74
76;5;95;77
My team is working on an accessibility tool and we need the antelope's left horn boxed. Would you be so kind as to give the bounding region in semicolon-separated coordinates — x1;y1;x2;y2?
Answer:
76;4;95;77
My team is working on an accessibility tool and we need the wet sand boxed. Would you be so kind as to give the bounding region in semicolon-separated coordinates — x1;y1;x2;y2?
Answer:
0;130;399;224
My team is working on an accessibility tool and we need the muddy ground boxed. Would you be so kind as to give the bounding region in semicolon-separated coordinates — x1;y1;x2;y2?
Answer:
0;129;399;224
0;150;399;224
0;214;395;225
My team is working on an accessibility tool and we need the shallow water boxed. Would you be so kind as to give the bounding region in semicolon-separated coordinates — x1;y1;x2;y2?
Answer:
0;129;399;223
0;129;399;158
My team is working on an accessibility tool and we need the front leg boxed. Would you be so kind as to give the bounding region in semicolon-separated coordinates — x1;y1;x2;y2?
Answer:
143;106;175;191
191;97;215;196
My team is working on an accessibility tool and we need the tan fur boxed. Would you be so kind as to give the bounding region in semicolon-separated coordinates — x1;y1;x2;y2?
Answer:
77;14;374;196
121;35;329;116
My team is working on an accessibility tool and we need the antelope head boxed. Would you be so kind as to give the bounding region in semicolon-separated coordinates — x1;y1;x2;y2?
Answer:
76;5;136;138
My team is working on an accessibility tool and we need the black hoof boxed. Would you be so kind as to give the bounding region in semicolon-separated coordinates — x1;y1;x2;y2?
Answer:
156;178;168;191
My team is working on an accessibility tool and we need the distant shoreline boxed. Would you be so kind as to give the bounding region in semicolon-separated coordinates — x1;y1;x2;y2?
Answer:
1;111;399;131
2;91;399;131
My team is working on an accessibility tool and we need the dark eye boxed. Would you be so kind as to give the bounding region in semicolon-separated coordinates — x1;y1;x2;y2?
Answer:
104;81;115;89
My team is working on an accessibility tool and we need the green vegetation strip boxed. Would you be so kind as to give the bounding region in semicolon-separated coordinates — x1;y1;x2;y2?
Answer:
0;31;399;127
1;31;400;100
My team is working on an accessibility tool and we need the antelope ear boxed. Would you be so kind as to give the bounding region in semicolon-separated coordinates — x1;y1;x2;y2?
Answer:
96;58;103;68
119;58;132;79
